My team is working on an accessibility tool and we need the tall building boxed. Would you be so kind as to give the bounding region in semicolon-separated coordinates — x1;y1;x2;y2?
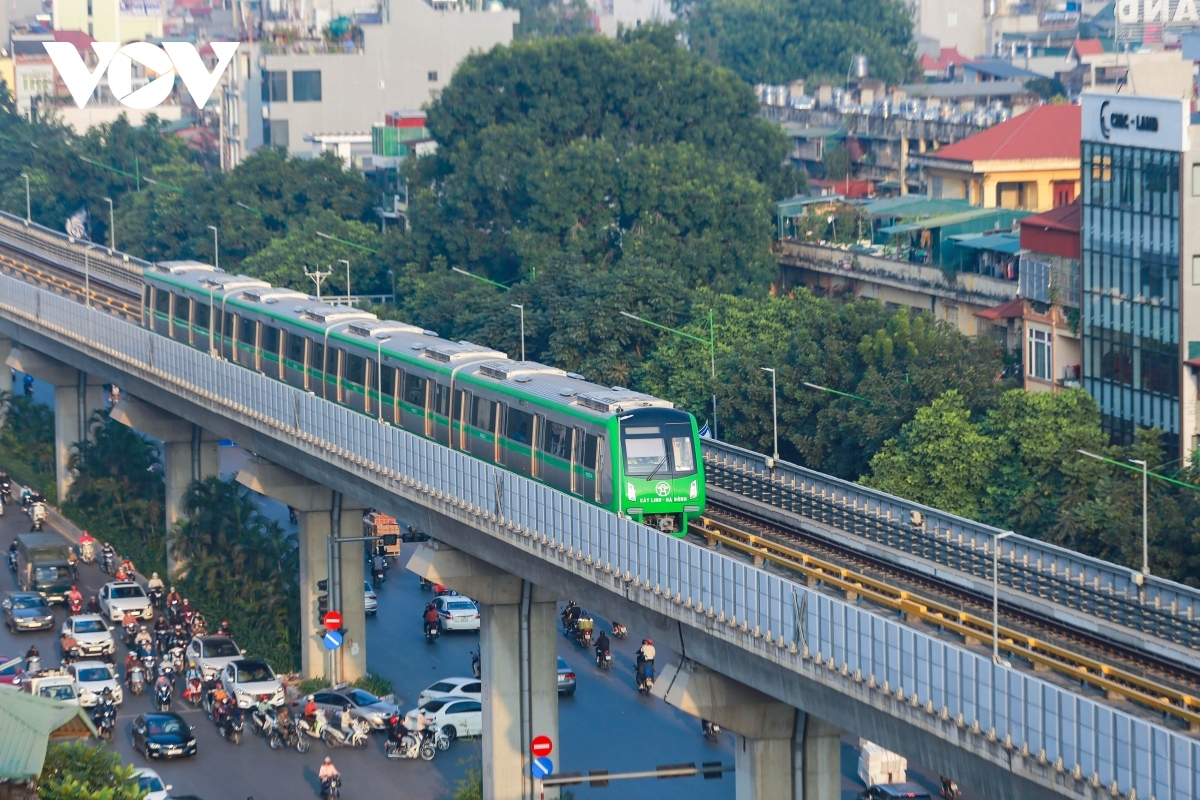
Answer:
1080;93;1200;460
52;0;165;42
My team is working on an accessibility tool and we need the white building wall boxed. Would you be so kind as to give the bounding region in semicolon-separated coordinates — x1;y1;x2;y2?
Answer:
910;0;986;57
260;0;517;156
593;0;673;37
1182;126;1200;462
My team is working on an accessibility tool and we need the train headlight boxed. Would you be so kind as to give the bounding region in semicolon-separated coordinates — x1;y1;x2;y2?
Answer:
689;480;698;500
626;483;636;502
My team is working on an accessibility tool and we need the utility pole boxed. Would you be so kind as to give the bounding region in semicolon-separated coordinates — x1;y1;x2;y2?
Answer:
339;259;350;305
511;303;525;361
305;265;332;300
207;225;219;272
104;197;115;253
20;172;30;224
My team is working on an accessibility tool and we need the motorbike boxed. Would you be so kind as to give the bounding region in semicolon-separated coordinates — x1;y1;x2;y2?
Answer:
147;586;163;609
129;663;146;696
294;716;325;750
79;540;95;563
611;622;628;639
252;706;279;746
574;618;594;649
0;477;11;505
168;644;185;674
320;714;370;748
321;775;342;799
371;566;386;585
702;720;721;743
26;654;41;674
67;595;82;615
93;704;116;742
215;706;245;745
30;503;46;532
183;676;203;706
385;732;437;761
940;778;961;800
277;717;310;753
636;658;655;695
62;645;82;665
6;550;15;572
418;577;432;591
471;648;481;679
123;620;139;647
596;648;612;670
424;620;440;644
101;551;115;575
154;680;173;712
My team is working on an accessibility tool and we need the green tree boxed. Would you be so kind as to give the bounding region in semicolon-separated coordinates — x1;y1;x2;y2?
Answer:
38;742;145;800
683;0;917;86
510;0;594;39
239;211;393;297
171;477;299;670
0;392;56;503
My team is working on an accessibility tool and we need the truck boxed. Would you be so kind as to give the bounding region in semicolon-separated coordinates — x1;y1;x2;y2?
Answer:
15;533;74;604
364;511;401;559
19;670;80;705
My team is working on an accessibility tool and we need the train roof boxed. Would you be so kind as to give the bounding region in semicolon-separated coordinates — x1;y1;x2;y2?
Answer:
145;266;678;420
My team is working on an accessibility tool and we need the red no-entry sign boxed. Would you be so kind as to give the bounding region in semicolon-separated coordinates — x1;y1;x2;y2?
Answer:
323;611;343;631
531;735;553;758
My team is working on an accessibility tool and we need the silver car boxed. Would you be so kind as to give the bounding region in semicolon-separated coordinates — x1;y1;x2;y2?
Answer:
309;686;398;730
364;581;377;617
3;592;55;632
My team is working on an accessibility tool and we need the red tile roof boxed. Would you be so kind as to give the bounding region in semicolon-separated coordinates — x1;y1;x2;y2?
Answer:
1072;38;1104;56
931;105;1080;163
919;47;971;71
51;30;96;53
1020;198;1081;234
975;298;1026;320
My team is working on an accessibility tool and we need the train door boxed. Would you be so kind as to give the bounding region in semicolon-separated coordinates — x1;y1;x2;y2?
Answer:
171;295;191;345
467;396;496;463
261;325;282;378
193;301;211;353
283;333;306;389
329;348;345;403
570;428;584;496
152;287;171;336
235;316;257;369
400;372;428;436
376;362;398;424
504;405;534;476
454;390;468;450
343;352;368;413
431;382;450;443
539;418;571;491
581;432;601;504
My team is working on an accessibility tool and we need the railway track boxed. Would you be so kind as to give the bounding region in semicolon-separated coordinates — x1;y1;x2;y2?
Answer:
692;503;1200;732
0;244;142;320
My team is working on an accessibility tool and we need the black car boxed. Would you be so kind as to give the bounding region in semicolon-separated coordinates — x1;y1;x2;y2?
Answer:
2;592;55;632
131;712;197;760
858;784;934;800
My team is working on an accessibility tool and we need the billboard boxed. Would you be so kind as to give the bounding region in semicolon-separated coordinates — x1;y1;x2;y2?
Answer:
1080;93;1189;152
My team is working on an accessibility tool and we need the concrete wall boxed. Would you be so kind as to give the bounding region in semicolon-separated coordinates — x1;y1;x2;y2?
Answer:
913;0;986;57
52;0;165;42
261;0;517;156
1182;126;1200;462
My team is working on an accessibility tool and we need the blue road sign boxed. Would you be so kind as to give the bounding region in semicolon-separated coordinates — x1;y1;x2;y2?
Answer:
323;630;343;650
532;757;554;778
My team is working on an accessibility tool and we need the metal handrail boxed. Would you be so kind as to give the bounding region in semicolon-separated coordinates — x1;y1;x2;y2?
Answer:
0;273;1192;800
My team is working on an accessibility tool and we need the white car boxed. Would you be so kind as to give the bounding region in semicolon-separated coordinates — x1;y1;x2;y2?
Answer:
220;659;285;709
67;661;123;707
185;636;244;681
406;697;482;741
417;676;482;707
61;615;116;657
364;581;377;616
98;581;153;623
133;768;172;800
432;595;480;631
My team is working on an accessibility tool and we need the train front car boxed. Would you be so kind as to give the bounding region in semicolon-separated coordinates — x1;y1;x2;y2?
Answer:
615;407;705;536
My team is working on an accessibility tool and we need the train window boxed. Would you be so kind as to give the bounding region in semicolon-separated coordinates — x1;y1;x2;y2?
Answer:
583;434;598;470
667;422;696;476
173;296;190;323
154;289;170;315
262;325;280;354
506;408;533;445
222;310;235;340
194;302;210;331
624;436;666;475
433;384;450;417
311;341;325;378
379;365;396;396
471;397;496;430
239;318;257;344
286;331;305;365
404;373;427;408
452;390;467;423
540;420;570;459
143;286;152;308
345;353;366;386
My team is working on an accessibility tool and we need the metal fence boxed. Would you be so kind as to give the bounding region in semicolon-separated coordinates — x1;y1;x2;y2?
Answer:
0;272;1195;800
0;209;147;293
702;440;1200;652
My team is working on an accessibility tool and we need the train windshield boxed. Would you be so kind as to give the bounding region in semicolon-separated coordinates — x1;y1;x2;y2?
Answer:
620;412;697;478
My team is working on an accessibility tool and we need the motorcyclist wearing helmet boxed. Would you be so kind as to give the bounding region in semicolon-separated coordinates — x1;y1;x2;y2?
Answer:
636;638;655;686
124;651;139;686
318;757;340;781
66;585;83;609
24;644;39;661
216;620;232;636
85;596;100;614
134;625;153;651
304;695;318;720
423;603;440;635
146;571;164;592
340;704;355;735
594;629;610;660
165;586;182;609
100;542;115;566
561;601;581;633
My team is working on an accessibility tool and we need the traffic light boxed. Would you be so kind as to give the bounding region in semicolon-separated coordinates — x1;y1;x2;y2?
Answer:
381;534;398;547
317;579;329;615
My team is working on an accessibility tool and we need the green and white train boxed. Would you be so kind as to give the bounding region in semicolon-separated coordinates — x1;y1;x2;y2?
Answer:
142;262;705;535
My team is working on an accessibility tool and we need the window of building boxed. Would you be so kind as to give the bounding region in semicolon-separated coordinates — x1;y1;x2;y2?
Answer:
931;176;943;199
264;70;287;102
1053;181;1075;207
428;71;438;82
269;120;289;149
1028;328;1052;381
1193;255;1200;285
292;70;321;102
1192;164;1200;196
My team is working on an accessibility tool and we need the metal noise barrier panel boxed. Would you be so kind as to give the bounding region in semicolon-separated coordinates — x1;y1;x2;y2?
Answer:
1;273;1196;800
0;210;148;292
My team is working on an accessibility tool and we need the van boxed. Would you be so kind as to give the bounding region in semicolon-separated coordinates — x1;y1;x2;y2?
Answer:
15;533;73;604
21;672;79;704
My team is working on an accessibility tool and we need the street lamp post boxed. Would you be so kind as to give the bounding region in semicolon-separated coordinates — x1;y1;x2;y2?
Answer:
511;303;525;361
339;259;351;305
207;225;219;272
760;367;778;462
375;333;392;423
20;172;30;224
619;310;718;439
103;197;114;253
992;531;1012;665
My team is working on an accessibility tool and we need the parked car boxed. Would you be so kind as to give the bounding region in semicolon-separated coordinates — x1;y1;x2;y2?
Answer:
185;636;244;681
98;581;153;623
308;686;398;730
417;676;481;707
3;591;55;632
364;581;377;616
61;614;116;657
557;656;576;696
219;659;284;709
857;784;934;800
67;660;123;706
132;767;172;800
405;697;482;741
131;712;197;760
432;595;480;631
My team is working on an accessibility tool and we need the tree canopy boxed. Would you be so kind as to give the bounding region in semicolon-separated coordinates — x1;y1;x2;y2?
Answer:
682;0;918;85
38;742;145;800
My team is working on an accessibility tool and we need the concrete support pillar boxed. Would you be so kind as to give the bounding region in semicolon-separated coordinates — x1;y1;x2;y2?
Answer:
408;542;559;800
0;336;11;424
796;712;843;800
109;398;220;576
5;347;105;502
237;458;368;682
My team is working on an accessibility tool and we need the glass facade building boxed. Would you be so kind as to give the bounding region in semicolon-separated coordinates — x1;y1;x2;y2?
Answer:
1081;141;1181;456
